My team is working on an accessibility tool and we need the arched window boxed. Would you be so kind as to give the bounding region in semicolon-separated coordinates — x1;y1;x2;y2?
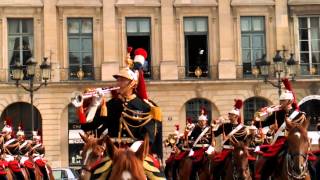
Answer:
243;97;268;125
0;102;42;138
186;98;212;123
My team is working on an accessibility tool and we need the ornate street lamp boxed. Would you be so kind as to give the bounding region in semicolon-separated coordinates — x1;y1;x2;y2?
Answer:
257;50;297;97
11;57;51;134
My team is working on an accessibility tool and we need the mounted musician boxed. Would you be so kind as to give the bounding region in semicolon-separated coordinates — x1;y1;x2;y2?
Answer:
211;99;249;179
254;78;306;180
73;47;163;160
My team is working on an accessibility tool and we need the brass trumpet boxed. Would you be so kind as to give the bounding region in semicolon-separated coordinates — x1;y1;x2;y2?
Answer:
70;87;120;108
254;105;281;121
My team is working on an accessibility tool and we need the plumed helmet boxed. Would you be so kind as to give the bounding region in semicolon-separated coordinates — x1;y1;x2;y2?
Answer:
113;67;138;81
198;106;208;121
229;99;243;116
279;90;294;100
134;48;148;66
2;117;13;134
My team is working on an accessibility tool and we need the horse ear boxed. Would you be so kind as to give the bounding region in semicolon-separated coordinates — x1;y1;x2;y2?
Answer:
136;134;149;161
105;136;118;159
79;132;88;143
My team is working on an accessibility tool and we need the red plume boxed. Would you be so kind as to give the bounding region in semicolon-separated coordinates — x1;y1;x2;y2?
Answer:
186;117;193;124
234;99;243;110
127;47;133;54
136;69;148;100
200;106;207;115
175;124;179;131
4;117;13;127
282;78;299;110
234;99;243;124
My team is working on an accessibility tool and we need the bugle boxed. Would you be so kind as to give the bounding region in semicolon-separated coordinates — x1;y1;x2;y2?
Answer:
71;87;120;108
254;105;281;121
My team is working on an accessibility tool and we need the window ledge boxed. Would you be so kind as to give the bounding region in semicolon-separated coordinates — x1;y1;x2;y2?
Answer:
115;0;160;7
56;0;102;7
0;0;43;7
231;0;274;6
288;0;320;5
173;0;218;7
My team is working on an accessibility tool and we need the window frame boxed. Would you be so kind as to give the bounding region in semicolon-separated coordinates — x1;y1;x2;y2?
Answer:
126;17;152;78
8;18;34;80
183;17;209;78
67;18;94;80
298;16;320;76
243;97;269;125
240;16;266;76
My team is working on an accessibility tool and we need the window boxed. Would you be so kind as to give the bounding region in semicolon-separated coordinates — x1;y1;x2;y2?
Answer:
241;17;265;77
8;19;33;80
186;98;212;124
68;18;93;80
298;17;320;75
126;18;152;78
68;104;83;167
184;17;209;78
243;97;268;125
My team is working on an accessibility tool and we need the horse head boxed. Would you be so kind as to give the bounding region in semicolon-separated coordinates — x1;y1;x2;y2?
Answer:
80;132;108;179
108;135;149;180
231;141;251;180
286;125;310;179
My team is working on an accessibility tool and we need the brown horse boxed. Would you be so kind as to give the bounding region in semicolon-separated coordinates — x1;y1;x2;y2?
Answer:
32;142;55;180
224;142;252;180
273;114;311;180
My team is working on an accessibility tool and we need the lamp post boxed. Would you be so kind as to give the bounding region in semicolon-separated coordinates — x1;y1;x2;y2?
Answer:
11;57;51;133
257;50;298;96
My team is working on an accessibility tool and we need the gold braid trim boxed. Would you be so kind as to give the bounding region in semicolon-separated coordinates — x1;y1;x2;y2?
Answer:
122;111;152;121
123;105;150;116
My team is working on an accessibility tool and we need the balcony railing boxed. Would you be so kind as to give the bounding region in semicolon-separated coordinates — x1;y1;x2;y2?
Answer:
237;63;320;80
178;65;218;80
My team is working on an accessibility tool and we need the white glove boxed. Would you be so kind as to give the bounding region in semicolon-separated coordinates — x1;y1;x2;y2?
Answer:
254;146;260;152
188;149;194;157
205;145;215;155
91;88;104;106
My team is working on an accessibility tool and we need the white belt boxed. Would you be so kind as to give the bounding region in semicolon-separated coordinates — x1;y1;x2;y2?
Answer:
223;145;234;149
194;144;209;148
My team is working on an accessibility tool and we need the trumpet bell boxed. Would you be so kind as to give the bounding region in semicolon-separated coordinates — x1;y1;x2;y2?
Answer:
71;91;83;108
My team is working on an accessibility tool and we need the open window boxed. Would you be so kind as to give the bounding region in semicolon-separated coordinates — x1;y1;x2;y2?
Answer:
126;18;152;79
184;17;208;78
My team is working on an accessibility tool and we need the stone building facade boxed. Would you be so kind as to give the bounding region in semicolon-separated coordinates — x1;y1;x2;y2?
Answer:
0;0;319;167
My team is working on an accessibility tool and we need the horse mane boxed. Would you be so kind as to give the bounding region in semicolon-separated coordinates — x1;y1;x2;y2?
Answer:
109;148;146;180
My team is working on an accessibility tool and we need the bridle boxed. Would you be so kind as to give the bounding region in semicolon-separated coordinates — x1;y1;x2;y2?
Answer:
231;148;250;180
286;151;309;179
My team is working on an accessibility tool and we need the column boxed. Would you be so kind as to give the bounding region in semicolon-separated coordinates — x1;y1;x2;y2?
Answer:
218;0;236;79
101;0;118;81
160;0;178;80
43;0;60;82
275;0;290;50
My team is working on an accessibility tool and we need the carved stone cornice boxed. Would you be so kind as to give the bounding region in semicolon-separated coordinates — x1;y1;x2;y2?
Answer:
56;0;102;7
173;0;218;7
0;0;43;7
231;0;274;6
